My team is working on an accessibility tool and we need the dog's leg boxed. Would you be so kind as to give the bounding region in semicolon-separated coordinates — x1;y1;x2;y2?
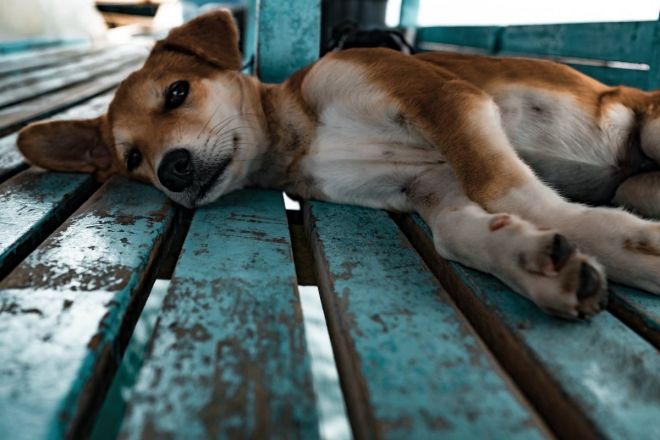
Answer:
612;172;660;219
410;168;607;319
435;98;660;294
385;79;660;294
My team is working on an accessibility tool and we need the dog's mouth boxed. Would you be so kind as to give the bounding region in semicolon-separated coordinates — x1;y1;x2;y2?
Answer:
196;156;233;204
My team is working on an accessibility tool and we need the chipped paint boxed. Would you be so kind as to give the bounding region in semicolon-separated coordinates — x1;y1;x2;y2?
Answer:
0;177;173;440
307;202;546;439
410;214;660;440
120;190;320;439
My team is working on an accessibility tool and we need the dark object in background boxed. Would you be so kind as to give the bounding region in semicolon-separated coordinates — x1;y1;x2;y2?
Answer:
325;20;415;54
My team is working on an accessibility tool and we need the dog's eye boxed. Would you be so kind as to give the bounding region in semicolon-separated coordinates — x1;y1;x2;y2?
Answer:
126;148;142;171
164;80;189;110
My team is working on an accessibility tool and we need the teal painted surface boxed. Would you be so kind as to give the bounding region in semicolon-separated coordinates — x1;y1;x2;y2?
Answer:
0;169;95;271
0;177;173;440
120;190;320;439
0;45;95;76
0;91;114;179
610;284;660;348
0;37;88;55
308;202;546;439
0;46;145;108
0;57;143;135
416;26;500;53
499;21;657;64
399;0;419;28
649;18;660;89
415;20;659;88
91;280;171;440
412;215;660;440
256;0;321;83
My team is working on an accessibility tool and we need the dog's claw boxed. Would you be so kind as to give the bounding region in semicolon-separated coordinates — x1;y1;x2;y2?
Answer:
550;233;575;271
577;262;602;300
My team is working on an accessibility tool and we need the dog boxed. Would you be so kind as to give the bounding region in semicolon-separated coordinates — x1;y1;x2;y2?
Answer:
16;10;660;319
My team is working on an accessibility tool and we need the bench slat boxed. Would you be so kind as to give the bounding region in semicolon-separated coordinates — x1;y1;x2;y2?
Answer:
0;177;173;439
0;59;142;136
0;92;114;181
499;21;657;65
257;0;321;83
401;214;660;440
0;169;97;278
0;45;145;108
0;44;95;76
120;190;320;439
609;285;660;349
416;26;500;53
305;202;548;439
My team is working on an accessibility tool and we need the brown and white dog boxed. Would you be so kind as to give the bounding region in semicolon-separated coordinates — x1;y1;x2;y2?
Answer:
17;10;660;319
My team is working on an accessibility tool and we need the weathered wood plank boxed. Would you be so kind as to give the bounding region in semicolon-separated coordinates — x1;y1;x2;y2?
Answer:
565;64;649;88
499;21;657;64
256;0;321;83
0;44;97;77
0;59;142;136
0;169;97;279
648;17;660;89
0;91;114;182
398;214;660;440
0;177;174;440
305;202;548;439
399;0;420;28
120;190;320;439
0;45;146;108
609;285;660;349
0;37;88;55
415;26;500;53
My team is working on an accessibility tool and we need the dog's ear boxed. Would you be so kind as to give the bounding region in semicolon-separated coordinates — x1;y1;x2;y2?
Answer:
17;116;116;178
163;9;241;71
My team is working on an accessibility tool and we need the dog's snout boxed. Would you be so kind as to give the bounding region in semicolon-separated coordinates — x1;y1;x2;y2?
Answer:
158;149;194;192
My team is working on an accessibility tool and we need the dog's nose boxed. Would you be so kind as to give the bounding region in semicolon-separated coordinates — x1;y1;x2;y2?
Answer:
158;149;194;192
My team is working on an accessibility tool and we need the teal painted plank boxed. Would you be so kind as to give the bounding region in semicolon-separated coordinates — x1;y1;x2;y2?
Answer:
649;18;660;89
0;169;96;277
120;190;320;439
306;202;547;439
415;26;500;53
399;0;420;28
0;57;143;136
257;0;321;83
0;177;174;440
609;284;660;349
0;45;145;109
564;64;649;88
499;21;657;64
0;44;95;76
91;279;171;440
0;91;114;180
404;214;660;440
0;37;88;55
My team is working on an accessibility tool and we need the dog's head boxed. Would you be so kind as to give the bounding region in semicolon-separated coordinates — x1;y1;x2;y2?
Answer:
17;10;264;208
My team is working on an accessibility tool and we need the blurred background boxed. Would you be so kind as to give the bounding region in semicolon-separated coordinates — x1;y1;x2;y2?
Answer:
0;0;657;54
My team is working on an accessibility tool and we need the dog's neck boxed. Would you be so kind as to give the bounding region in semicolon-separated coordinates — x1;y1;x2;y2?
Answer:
240;77;315;194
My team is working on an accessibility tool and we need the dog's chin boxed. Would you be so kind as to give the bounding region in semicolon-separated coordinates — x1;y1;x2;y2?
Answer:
162;178;228;209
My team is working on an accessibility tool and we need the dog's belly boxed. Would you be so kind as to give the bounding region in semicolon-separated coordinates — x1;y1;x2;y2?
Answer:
299;110;445;211
492;85;639;203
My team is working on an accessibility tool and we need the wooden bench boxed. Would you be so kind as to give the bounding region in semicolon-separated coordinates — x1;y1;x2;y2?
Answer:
0;3;659;439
